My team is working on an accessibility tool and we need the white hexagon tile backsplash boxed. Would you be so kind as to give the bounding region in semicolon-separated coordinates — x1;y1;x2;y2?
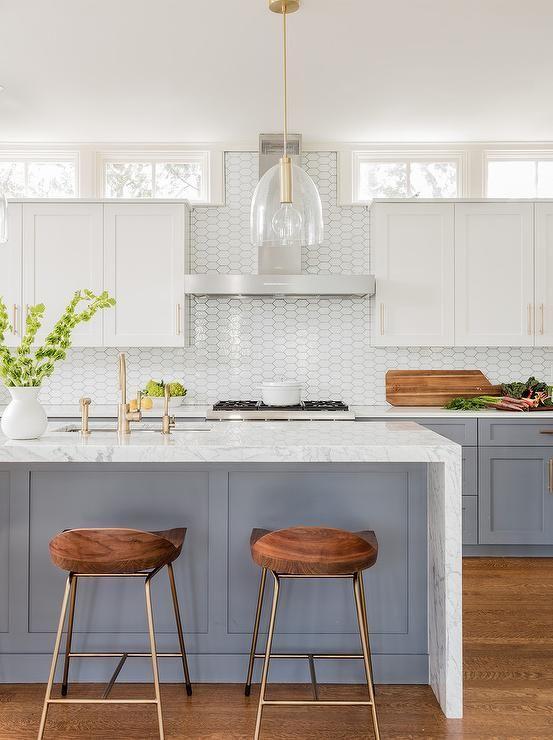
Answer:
3;151;553;407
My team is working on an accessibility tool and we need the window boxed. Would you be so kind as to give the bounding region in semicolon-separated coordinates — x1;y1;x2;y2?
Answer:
353;152;461;202
0;156;77;197
101;152;209;201
486;156;553;197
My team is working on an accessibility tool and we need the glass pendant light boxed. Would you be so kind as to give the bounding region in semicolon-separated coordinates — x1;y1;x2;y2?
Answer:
0;193;7;244
251;0;323;249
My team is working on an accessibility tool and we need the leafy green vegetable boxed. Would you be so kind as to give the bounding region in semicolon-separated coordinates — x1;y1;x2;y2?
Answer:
0;290;115;387
145;379;165;397
144;379;187;397
500;381;527;399
444;396;499;410
168;381;187;397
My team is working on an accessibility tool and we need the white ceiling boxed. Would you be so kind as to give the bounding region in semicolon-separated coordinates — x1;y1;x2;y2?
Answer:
1;0;552;143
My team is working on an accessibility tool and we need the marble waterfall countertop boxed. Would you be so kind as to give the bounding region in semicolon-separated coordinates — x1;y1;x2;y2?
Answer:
0;420;459;464
0;419;463;718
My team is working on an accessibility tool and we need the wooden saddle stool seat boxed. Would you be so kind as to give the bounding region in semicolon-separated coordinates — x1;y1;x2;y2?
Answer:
49;527;186;573
38;526;192;740
246;525;381;740
250;526;378;575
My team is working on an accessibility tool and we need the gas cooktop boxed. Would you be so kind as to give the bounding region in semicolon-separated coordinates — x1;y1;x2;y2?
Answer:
207;400;355;420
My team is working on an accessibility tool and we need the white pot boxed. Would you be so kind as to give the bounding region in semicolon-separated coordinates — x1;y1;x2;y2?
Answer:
261;381;303;407
1;387;48;440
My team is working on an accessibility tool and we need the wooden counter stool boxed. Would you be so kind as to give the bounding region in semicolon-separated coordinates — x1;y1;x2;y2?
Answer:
38;527;193;740
245;526;380;740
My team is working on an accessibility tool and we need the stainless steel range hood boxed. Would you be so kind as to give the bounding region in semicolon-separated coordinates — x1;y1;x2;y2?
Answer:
184;134;375;297
183;273;375;296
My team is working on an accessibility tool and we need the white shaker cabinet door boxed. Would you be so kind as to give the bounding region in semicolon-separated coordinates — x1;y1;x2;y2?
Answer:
535;203;553;346
454;203;534;346
103;204;185;347
23;203;103;346
0;204;23;346
371;202;454;346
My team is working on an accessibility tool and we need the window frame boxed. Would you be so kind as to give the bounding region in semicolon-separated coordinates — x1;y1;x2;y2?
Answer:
98;150;210;202
484;150;553;198
0;151;80;198
351;149;466;203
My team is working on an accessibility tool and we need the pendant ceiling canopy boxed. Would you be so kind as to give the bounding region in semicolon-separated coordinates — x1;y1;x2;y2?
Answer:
250;0;324;249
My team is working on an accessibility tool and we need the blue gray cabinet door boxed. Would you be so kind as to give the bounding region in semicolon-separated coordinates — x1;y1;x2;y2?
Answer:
479;447;553;544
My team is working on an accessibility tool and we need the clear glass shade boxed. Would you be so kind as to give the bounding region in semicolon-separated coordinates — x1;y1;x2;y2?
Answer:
250;162;324;248
0;193;7;244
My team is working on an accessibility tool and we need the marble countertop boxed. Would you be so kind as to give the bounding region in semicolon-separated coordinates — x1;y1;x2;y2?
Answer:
2;403;552;419
0;420;459;464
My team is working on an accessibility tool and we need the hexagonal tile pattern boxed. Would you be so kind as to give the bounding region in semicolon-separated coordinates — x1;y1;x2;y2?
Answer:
2;151;550;408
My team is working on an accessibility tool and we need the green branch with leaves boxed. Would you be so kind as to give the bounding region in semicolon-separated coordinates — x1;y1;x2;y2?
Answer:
0;290;115;387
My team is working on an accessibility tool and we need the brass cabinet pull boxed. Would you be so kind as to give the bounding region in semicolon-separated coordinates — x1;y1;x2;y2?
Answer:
12;304;17;335
539;429;553;434
549;459;553;493
176;303;182;335
540;303;545;335
379;303;385;336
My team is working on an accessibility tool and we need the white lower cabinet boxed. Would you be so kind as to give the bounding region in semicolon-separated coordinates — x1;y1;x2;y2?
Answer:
454;202;534;346
23;203;104;346
0;204;22;346
103;204;186;347
371;202;454;346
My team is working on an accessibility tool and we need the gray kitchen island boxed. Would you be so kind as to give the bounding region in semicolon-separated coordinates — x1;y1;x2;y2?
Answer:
0;420;462;718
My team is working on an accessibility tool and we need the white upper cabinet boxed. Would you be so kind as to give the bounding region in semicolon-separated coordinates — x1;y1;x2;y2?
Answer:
0;204;23;347
103;204;186;347
454;203;534;346
23;203;103;346
535;203;553;346
371;202;454;346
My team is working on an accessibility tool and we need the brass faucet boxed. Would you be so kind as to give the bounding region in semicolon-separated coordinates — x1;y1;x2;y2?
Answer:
161;384;175;435
117;353;142;434
80;397;91;435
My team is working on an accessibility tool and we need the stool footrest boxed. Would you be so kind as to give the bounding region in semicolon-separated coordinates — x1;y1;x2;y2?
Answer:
262;700;373;707
47;698;159;705
253;652;365;660
68;652;183;658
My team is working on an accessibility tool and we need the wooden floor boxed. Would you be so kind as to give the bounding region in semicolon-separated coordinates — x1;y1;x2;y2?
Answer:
1;558;553;739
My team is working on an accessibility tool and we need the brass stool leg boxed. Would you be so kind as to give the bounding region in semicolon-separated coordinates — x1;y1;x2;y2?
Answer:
37;574;73;740
166;562;193;696
358;572;376;696
145;573;165;740
60;574;78;696
245;566;267;696
353;572;381;740
254;572;280;740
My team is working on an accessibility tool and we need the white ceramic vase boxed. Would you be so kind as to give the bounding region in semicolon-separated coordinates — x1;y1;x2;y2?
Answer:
1;387;47;440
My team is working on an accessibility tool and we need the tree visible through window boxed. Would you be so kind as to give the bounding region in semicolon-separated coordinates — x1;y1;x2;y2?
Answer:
0;159;76;197
104;159;204;200
357;159;458;200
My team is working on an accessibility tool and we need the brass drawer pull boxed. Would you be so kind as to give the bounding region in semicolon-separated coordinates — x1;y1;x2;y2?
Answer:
539;430;553;435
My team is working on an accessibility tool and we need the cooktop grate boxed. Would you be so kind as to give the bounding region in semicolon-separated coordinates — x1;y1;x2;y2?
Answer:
212;400;349;412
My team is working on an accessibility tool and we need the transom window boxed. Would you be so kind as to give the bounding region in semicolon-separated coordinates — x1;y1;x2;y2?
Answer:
0;156;77;197
101;152;209;201
487;156;553;197
353;152;460;201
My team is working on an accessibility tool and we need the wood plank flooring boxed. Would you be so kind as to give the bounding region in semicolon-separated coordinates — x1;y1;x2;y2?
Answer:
1;558;552;739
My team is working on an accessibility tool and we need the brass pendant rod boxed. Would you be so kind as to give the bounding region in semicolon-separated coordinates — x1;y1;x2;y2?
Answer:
282;3;288;158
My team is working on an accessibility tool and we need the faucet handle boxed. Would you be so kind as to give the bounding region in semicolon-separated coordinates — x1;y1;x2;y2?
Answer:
136;390;142;411
80;397;91;436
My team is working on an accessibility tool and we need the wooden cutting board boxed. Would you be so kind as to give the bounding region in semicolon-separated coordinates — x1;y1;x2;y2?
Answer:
386;370;502;406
